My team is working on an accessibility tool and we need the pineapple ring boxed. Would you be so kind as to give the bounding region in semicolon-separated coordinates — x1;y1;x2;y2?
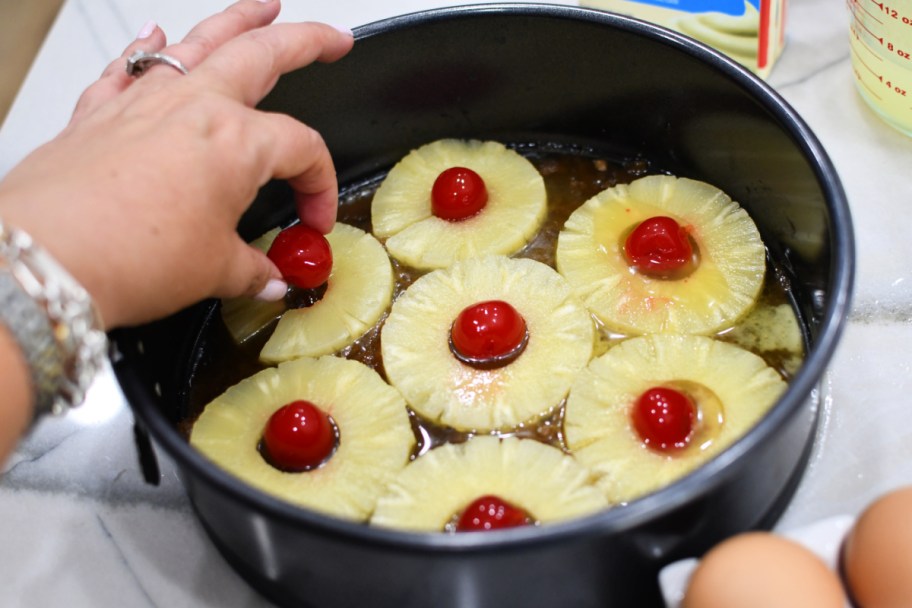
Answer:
259;222;394;363
556;175;766;335
564;334;786;504
370;436;608;531
371;139;547;270
190;356;414;521
381;255;594;432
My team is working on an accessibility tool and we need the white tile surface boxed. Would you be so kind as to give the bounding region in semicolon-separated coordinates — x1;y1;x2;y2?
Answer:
778;321;912;528
0;0;910;606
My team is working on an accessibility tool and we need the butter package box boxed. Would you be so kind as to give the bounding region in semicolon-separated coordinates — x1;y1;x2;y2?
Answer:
579;0;787;78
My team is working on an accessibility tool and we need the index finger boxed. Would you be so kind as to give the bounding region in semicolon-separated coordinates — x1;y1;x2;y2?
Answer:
190;22;354;106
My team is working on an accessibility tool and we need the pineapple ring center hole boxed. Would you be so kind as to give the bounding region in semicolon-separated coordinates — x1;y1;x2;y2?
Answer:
258;405;341;473
448;328;530;370
445;495;538;533
431;166;489;222
285;281;329;310
622;216;701;280
637;380;724;455
448;300;530;370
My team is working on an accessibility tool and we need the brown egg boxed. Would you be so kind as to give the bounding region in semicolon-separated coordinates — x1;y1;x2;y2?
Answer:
843;485;912;608
683;531;846;608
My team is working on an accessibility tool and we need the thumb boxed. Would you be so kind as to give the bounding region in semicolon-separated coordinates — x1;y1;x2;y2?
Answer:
222;239;287;302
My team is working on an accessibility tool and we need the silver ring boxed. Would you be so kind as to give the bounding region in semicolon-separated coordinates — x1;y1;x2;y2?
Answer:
126;50;189;78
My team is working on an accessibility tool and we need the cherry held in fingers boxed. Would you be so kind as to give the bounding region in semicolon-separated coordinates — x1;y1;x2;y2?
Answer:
632;386;696;452
431;167;489;221
456;495;533;532
624;216;695;278
267;224;333;289
261;401;337;471
450;300;528;368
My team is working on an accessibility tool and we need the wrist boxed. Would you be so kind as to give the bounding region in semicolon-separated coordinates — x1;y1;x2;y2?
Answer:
0;218;108;419
0;323;34;440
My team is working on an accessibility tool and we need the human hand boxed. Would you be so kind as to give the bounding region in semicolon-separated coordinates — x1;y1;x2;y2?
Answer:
0;0;354;328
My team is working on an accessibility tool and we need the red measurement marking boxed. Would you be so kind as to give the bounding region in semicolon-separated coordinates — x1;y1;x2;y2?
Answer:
862;19;884;43
863;0;886;24
851;22;886;59
852;40;885;80
886;40;912;60
853;66;884;100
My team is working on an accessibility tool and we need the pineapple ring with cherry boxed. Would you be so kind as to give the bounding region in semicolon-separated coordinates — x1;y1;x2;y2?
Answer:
381;255;594;432
564;334;786;504
259;222;395;363
190;356;414;521
371;139;547;270
370;436;609;532
556;174;766;335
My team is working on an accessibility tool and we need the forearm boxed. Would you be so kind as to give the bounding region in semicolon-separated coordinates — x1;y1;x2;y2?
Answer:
0;323;33;461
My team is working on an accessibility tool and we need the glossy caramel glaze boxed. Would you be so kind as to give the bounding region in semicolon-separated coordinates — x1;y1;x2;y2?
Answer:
183;144;804;460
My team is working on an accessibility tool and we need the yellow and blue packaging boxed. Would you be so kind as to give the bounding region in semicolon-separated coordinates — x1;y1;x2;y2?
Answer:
579;0;787;78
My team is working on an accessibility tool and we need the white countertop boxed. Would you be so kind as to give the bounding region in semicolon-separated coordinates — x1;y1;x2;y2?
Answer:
0;0;910;606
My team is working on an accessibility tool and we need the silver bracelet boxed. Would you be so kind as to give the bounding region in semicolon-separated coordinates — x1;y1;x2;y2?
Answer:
0;219;108;418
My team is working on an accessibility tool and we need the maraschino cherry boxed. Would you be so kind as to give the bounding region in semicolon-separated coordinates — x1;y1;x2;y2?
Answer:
624;216;695;279
431;167;488;221
631;386;696;452
267;224;333;289
261;400;337;471
456;495;533;532
450;300;528;368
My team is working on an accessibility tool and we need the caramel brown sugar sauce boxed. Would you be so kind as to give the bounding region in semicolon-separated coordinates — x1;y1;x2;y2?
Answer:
184;145;802;460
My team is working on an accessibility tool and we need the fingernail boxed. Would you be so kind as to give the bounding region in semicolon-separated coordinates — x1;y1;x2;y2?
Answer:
256;0;275;3
136;20;157;40
254;279;288;302
330;24;353;37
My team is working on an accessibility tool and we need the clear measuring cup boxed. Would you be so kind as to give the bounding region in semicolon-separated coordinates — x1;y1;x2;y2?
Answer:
848;0;912;136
